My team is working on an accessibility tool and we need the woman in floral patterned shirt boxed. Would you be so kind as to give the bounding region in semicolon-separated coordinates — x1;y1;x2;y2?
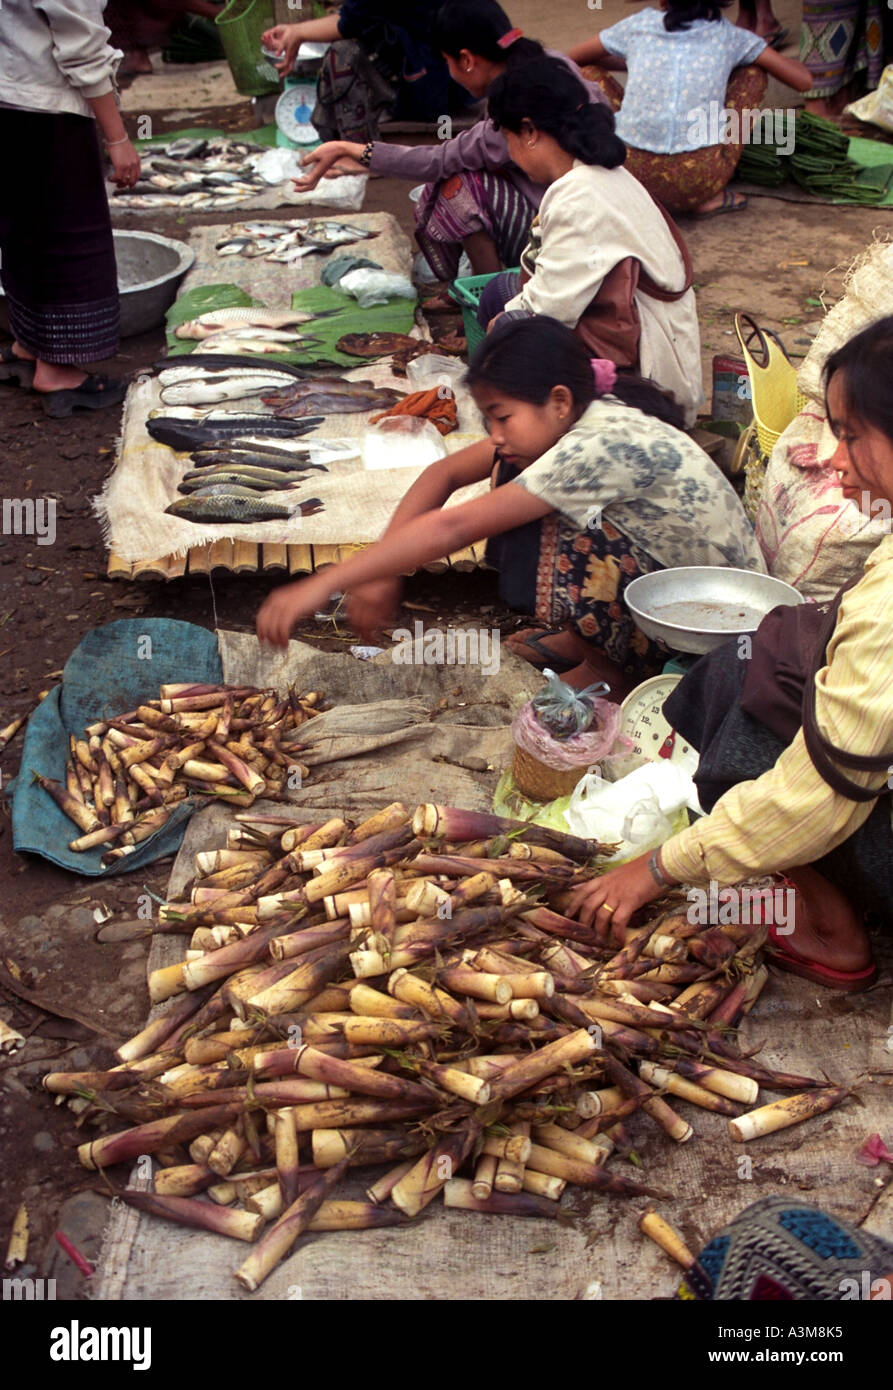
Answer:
257;318;763;696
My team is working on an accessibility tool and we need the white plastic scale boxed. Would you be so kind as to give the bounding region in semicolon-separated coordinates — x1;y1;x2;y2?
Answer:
619;674;699;777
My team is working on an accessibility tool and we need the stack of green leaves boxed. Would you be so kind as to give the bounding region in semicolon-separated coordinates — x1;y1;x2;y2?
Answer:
736;143;787;186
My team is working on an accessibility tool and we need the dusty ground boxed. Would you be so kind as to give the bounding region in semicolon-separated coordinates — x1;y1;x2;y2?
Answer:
1;1;892;1292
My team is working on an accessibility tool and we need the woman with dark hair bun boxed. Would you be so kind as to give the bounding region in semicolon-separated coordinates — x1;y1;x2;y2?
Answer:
570;315;893;990
291;0;612;287
480;55;703;427
257;317;763;696
569;0;812;215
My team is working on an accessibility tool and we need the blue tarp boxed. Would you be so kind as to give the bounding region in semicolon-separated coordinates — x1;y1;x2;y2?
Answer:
12;619;222;876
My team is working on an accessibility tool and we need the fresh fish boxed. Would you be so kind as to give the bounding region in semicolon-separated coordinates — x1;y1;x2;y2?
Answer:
188;449;324;472
304;220;377;247
272;393;404;417
166;138;209;159
160;377;297;406
182;307;337;332
165;493;322;524
179;470;300;492
198;338;321;357
155;354;311;380
157;365;301;387
147;416;324;452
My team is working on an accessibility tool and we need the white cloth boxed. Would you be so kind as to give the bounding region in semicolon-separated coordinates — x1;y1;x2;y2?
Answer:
0;0;122;118
504;162;703;426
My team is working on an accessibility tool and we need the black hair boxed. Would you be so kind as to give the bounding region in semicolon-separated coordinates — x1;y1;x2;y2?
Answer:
466;317;686;430
432;0;543;65
487;54;625;169
823;314;893;443
663;0;732;31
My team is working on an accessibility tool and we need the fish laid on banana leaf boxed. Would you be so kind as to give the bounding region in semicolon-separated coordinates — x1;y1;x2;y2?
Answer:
174;308;341;340
165;493;324;524
147;415;324;452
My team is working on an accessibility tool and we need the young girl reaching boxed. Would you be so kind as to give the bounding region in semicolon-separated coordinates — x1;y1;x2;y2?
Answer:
257;317;763;696
290;0;610;285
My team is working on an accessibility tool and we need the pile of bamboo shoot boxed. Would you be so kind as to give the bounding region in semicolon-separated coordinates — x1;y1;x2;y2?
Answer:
44;801;847;1292
34;682;321;862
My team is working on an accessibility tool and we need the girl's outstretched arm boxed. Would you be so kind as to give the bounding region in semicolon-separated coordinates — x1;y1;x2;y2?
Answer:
257;463;552;648
754;46;814;91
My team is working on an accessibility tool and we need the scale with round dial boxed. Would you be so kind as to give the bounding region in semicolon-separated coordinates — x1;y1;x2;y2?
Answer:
275;85;320;145
620;674;699;777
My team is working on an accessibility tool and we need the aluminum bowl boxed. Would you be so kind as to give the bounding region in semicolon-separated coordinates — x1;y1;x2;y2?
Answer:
624;566;804;655
0;230;193;341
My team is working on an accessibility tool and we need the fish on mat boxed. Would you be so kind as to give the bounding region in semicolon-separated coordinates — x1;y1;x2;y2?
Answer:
159;376;303;406
165;494;324;524
147;416;325;452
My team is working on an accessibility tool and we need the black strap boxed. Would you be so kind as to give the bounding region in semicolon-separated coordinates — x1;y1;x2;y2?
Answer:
801;579;890;801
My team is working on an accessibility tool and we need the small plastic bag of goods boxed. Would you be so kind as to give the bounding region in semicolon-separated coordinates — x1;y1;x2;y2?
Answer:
510;668;627;802
361;415;448;471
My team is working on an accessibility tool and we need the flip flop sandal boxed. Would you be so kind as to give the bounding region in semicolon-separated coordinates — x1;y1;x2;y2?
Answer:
506;628;577;673
693;189;748;219
39;373;127;419
765;920;878;993
0;346;35;388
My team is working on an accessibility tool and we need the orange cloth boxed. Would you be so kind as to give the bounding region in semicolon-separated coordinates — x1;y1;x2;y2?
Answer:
369;386;458;435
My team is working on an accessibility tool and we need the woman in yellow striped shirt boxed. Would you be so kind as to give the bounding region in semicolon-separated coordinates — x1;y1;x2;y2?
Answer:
570;315;893;992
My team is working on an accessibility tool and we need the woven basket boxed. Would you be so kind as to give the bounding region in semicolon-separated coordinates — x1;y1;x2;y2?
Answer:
511;745;587;803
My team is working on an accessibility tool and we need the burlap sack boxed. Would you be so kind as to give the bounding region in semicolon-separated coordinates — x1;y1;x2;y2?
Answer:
797;235;893;401
757;236;893;598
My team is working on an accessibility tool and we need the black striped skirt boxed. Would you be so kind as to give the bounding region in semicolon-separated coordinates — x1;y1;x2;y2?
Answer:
0;108;119;363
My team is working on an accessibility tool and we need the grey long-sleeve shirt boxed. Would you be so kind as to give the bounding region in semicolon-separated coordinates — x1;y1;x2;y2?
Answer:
368;51;609;210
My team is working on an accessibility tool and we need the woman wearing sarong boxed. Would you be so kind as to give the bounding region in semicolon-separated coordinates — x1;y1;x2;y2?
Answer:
570;316;893;991
474;56;703;428
800;0;889;116
569;0;812;216
257;318;764;698
0;0;139;416
291;0;610;283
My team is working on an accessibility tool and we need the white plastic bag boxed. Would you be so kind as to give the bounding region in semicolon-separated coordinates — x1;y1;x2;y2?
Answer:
564;761;695;860
845;65;893;132
339;268;416;307
362;417;447;471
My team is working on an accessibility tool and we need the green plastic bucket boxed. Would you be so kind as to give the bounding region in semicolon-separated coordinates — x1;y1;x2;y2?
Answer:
216;0;279;97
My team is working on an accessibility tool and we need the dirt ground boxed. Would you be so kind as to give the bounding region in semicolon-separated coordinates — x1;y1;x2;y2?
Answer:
1;10;891;1291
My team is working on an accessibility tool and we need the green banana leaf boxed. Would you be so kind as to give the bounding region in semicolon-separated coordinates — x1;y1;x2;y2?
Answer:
164;281;416;367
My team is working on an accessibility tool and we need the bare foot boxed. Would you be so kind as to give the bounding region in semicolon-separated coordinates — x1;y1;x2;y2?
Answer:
776;865;874;974
693;189;747;215
505;626;589;668
559;655;636;700
32;361;88;392
11;342;35;362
